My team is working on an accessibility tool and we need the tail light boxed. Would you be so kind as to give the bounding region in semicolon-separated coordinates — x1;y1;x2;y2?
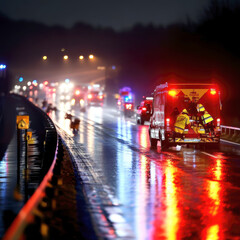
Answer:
166;118;170;127
125;104;132;110
88;94;92;99
75;90;80;95
210;89;217;95
217;118;221;126
168;90;177;96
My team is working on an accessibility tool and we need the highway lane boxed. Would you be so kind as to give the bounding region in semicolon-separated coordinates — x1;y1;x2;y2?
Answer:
51;103;240;239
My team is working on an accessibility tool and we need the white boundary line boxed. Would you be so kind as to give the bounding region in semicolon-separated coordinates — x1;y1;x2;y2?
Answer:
220;139;240;146
201;152;219;159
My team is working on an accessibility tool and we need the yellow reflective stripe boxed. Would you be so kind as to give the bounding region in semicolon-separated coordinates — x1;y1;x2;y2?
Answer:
203;116;213;124
175;126;184;131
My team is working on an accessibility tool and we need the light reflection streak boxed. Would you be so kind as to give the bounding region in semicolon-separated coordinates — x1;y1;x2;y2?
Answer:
87;107;103;124
135;154;148;240
0;153;8;200
165;160;179;240
206;225;219;240
117;116;133;206
139;126;149;148
205;158;223;240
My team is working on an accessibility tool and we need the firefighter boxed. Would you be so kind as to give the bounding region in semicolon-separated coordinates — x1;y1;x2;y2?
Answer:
197;104;214;133
174;109;190;136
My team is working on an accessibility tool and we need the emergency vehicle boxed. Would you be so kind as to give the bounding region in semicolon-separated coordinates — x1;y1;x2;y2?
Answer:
71;86;88;112
118;87;135;117
136;97;153;124
149;83;222;149
87;84;104;106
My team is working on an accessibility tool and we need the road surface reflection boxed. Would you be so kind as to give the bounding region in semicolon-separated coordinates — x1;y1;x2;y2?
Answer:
51;105;240;239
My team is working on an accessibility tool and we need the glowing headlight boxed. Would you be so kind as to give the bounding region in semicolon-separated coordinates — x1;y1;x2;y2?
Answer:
71;99;76;105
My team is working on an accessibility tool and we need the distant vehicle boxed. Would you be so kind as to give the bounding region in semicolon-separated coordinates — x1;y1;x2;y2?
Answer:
136;97;153;124
118;87;135;117
149;83;222;149
71;87;88;112
58;81;74;102
87;91;104;106
87;84;104;106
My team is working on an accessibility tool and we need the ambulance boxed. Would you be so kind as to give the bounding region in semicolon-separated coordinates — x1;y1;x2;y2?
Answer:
118;87;135;117
149;83;222;149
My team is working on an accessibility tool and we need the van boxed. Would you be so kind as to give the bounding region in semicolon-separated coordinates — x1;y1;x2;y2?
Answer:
149;83;222;149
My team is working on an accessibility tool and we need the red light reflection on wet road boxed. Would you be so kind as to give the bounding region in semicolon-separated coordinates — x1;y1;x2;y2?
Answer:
204;158;224;240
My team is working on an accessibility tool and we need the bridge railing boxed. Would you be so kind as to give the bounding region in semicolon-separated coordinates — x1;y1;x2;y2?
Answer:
221;125;240;143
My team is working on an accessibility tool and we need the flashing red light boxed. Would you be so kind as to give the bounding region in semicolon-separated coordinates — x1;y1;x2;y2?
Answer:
125;104;132;110
98;95;103;100
75;90;80;96
142;107;147;111
88;94;92;99
217;118;221;126
44;81;49;85
168;90;177;97
166;118;170;126
210;89;217;95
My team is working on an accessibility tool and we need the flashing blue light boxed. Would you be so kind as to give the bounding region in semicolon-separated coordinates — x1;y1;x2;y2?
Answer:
65;78;70;83
19;77;23;82
125;96;129;102
0;64;6;69
33;80;37;84
112;65;116;70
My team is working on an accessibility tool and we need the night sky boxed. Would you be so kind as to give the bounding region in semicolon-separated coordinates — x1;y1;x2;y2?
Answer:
2;0;211;30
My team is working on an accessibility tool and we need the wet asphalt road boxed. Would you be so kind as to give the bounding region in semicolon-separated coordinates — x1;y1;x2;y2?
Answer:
51;102;240;240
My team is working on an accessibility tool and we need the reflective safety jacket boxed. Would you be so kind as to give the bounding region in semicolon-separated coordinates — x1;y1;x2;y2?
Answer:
201;111;213;125
174;113;190;134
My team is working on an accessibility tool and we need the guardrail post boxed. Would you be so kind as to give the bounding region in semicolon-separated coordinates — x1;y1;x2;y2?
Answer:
17;127;21;185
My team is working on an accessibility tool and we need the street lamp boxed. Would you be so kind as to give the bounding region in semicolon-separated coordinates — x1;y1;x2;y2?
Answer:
63;55;69;60
89;54;94;60
43;56;47;60
79;55;84;60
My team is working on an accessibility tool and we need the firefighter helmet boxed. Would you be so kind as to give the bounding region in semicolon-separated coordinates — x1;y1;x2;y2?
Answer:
182;109;188;114
197;104;205;112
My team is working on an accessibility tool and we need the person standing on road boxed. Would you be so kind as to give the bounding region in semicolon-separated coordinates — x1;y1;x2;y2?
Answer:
174;109;190;135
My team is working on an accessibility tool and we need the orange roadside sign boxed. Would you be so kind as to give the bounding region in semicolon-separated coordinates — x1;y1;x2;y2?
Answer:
26;131;32;141
16;115;29;129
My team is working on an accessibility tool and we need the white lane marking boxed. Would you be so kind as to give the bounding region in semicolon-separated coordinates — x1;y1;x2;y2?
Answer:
221;139;240;146
201;151;219;159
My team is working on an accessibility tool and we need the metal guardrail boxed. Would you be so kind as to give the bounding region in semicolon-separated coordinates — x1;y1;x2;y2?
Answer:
221;125;240;143
3;137;62;240
2;95;59;240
